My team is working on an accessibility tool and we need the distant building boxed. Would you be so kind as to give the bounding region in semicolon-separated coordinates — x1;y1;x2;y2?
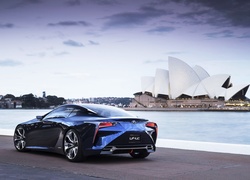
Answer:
131;57;249;108
43;91;46;98
13;100;22;108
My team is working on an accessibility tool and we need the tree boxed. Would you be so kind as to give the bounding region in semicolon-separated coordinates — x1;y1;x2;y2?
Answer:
22;93;36;108
4;94;15;99
46;95;65;107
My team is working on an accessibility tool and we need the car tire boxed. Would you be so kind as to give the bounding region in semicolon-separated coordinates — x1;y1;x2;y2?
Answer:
64;129;84;162
129;150;150;159
13;126;27;152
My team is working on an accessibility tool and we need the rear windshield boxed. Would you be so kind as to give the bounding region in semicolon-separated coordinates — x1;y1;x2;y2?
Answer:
83;104;135;118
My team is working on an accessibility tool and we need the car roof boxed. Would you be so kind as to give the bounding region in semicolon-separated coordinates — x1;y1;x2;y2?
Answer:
68;103;135;118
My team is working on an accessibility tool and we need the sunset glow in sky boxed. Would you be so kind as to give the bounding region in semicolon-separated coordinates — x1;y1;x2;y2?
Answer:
0;0;250;98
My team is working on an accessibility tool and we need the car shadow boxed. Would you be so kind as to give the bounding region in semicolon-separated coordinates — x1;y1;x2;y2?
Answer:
84;154;153;164
15;149;153;164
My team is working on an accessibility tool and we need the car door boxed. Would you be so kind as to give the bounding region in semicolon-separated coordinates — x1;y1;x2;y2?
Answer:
26;106;74;148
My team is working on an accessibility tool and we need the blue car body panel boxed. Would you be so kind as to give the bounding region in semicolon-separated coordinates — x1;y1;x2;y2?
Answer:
14;104;158;159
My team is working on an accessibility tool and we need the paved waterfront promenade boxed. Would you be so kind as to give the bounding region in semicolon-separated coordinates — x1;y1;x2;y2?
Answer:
1;135;250;179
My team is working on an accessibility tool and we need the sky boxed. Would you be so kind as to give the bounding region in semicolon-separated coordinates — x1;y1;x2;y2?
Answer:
0;0;250;99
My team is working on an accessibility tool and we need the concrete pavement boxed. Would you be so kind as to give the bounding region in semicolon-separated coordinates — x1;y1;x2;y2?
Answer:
1;135;250;180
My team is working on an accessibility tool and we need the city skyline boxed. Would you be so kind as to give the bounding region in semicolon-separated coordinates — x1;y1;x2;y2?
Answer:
0;0;249;98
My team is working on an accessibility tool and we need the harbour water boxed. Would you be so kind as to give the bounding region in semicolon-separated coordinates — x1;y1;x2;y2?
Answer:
131;110;250;145
1;109;250;145
0;109;250;155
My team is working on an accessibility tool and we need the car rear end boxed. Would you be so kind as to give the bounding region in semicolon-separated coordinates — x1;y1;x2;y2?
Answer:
92;118;158;156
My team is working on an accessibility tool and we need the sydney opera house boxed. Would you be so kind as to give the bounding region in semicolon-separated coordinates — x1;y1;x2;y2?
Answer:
131;57;249;108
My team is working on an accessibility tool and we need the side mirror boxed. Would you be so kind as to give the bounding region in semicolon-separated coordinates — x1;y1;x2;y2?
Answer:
36;116;43;120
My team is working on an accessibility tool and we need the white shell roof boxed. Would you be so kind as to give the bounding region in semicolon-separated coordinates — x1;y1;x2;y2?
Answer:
201;74;230;98
168;57;200;99
139;57;249;100
182;82;208;97
141;76;154;94
225;84;249;101
154;68;169;97
193;65;210;80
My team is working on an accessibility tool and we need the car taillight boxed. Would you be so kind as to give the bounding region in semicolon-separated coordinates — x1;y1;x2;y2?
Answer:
146;122;157;128
99;122;114;129
146;122;158;135
93;122;114;144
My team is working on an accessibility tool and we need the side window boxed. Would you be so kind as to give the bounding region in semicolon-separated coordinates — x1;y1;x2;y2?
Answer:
43;106;74;120
68;107;89;117
68;107;97;117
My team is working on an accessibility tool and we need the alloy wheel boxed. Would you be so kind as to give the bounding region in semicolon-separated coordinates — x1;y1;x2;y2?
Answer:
14;127;26;151
64;129;81;161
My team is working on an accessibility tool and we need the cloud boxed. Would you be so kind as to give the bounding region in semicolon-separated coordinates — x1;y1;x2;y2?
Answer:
191;0;250;28
147;26;175;34
0;59;22;67
48;21;91;27
205;30;235;38
54;72;91;79
8;0;42;9
0;23;14;28
163;0;250;28
63;40;84;47
238;34;250;39
165;51;185;55
88;40;99;45
88;0;118;5
27;51;70;57
53;51;70;56
65;0;81;6
177;10;213;26
65;0;118;7
144;59;168;64
27;52;46;57
206;30;250;39
103;6;171;29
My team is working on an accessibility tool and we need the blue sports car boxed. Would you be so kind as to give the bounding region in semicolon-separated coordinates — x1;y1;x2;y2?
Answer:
13;104;158;162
